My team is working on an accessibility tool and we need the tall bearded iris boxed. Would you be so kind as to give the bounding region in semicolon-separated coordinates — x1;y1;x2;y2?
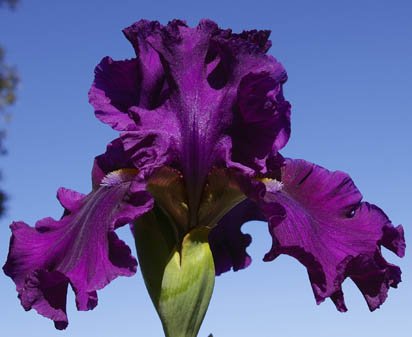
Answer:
3;19;405;336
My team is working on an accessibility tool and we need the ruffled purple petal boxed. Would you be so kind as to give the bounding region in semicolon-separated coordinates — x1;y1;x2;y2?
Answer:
209;199;264;275
3;176;153;329
89;19;291;220
92;138;136;188
259;159;405;311
120;129;174;175
19;270;69;330
209;29;291;170
57;187;85;212
230;72;291;170
123;20;168;109
89;57;140;131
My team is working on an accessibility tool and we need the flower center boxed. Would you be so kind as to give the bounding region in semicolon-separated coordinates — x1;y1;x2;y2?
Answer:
146;167;245;237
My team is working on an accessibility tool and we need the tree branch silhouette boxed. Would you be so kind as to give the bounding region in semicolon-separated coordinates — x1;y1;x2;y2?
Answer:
0;0;19;216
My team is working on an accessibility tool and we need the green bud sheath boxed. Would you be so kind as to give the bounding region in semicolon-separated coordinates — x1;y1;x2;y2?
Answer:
134;207;215;337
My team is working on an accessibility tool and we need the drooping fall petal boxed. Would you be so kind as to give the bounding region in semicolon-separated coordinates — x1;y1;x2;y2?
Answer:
259;159;405;311
3;147;153;329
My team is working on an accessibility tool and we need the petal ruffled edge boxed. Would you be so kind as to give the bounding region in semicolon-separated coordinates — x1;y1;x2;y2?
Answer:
88;57;140;131
3;173;153;329
257;159;405;311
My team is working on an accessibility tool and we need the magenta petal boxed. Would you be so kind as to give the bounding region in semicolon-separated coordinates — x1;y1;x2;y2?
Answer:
120;130;173;174
122;20;168;109
92;138;135;188
57;187;85;212
231;72;291;170
3;180;153;329
89;57;140;131
20;270;69;330
89;21;169;132
89;20;291;218
260;159;405;311
209;200;264;275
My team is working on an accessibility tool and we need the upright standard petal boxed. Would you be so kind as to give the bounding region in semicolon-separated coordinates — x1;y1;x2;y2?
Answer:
89;20;291;226
259;159;405;311
3;150;153;329
89;57;141;131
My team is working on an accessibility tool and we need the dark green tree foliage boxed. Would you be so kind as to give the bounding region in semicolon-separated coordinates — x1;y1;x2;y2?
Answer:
0;0;19;216
0;48;18;113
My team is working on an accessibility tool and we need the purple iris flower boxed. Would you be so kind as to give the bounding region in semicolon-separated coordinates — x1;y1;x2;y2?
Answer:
3;19;405;330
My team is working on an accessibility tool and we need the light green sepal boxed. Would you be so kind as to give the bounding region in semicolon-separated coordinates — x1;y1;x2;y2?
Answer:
159;227;215;337
134;208;215;337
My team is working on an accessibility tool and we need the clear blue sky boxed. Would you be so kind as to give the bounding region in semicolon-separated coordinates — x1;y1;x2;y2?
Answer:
0;1;411;336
